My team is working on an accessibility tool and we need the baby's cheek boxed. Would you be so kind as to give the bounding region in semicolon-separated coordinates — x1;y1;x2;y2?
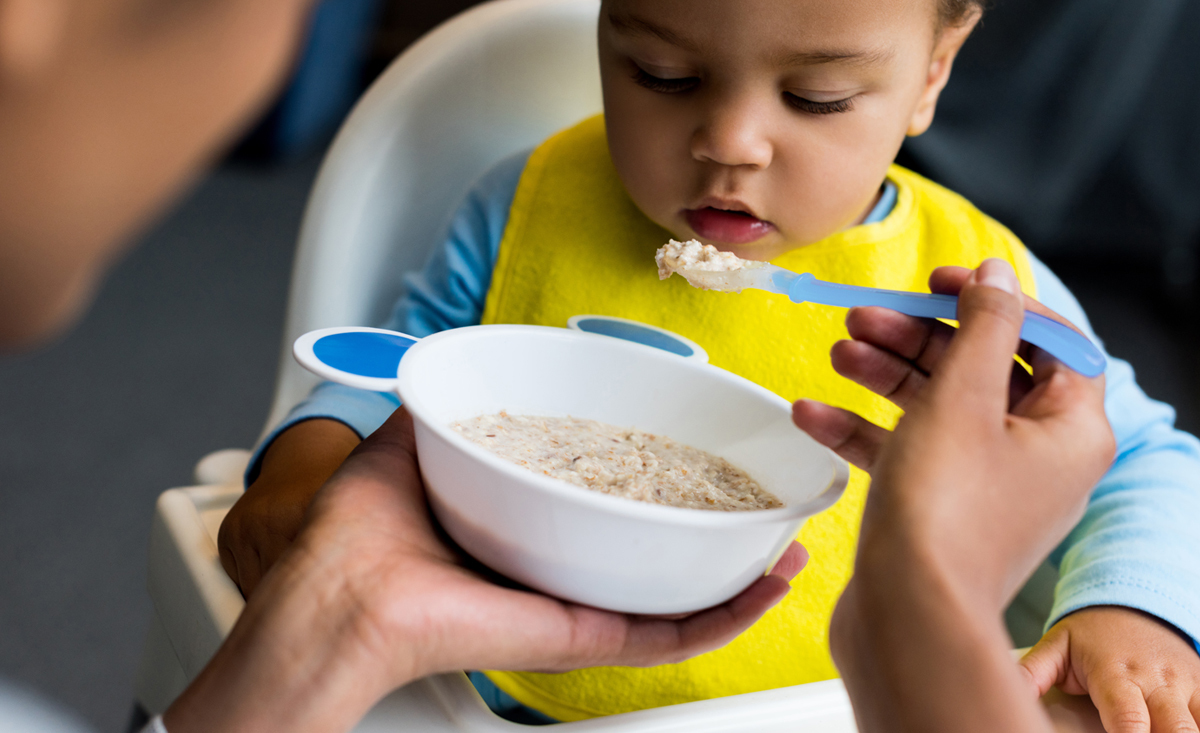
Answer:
608;120;693;221
617;167;687;235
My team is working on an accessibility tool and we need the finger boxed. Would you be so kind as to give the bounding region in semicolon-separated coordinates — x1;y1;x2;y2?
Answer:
844;305;956;372
992;288;1107;430
471;552;794;673
1093;678;1151;733
1190;692;1200;731
1018;626;1071;697
930;264;1073;407
840;307;1035;412
634;543;804;621
768;541;808;580
309;408;463;563
345;406;419;471
1145;687;1200;733
1013;293;1097;387
928;265;973;297
934;264;1101;389
319;407;426;519
560;572;793;670
1008;349;1111;461
665;573;794;661
642;545;808;625
831;339;931;410
932;264;1090;342
926;259;1026;416
792;398;890;471
1006;358;1037;408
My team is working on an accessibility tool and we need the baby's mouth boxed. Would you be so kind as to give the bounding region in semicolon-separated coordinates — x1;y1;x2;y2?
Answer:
683;207;775;245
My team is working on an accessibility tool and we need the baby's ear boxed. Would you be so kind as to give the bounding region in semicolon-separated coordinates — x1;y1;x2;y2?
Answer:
906;13;981;137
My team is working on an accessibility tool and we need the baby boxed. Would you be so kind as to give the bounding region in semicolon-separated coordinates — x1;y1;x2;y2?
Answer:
221;0;1200;728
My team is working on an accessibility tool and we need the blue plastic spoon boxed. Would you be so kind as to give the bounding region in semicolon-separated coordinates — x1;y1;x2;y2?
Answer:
667;261;1107;378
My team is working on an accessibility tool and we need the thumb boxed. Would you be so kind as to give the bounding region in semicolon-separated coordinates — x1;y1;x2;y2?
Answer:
928;258;1026;414
314;407;422;515
1019;625;1070;697
345;406;418;470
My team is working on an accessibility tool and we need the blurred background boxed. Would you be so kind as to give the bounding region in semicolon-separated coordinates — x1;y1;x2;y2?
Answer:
0;0;1196;730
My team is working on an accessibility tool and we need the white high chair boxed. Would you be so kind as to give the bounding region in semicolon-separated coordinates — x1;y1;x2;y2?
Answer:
134;0;1102;729
134;0;855;727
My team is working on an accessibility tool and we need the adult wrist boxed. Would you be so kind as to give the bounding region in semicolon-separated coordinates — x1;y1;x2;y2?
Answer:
165;538;410;732
834;525;1054;733
855;515;1010;620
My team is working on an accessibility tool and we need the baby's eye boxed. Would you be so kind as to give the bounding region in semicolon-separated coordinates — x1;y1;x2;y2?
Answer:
632;66;699;94
784;93;854;115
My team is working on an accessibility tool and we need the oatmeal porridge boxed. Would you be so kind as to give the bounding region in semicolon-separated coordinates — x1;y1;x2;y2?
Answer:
655;238;765;292
451;412;783;511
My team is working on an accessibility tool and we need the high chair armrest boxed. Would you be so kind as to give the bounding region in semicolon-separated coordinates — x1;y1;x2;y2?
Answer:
192;449;252;486
147;485;245;680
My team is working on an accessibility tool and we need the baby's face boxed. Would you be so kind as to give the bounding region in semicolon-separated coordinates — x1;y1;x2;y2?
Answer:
599;0;975;260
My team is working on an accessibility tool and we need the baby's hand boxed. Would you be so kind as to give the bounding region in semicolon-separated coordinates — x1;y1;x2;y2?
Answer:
1020;606;1200;733
218;418;361;596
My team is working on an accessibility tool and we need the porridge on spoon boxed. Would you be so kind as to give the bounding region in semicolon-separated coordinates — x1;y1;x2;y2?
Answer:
655;238;765;292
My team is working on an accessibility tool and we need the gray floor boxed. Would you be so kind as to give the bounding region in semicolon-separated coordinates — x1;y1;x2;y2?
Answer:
0;151;1196;732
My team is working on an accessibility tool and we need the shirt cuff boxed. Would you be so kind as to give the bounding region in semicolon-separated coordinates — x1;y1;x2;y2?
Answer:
1048;567;1200;657
243;382;401;487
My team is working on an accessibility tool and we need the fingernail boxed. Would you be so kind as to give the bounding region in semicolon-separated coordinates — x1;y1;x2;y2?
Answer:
976;258;1019;295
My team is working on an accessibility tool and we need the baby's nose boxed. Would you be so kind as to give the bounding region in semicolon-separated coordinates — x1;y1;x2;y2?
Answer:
690;97;773;170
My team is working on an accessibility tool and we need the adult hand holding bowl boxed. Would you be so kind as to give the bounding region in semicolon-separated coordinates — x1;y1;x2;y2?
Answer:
295;324;849;614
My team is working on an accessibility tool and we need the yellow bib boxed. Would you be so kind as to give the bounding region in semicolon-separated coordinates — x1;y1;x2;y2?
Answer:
481;115;1037;721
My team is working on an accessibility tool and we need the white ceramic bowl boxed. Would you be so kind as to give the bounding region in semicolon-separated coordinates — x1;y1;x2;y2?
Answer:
397;325;849;614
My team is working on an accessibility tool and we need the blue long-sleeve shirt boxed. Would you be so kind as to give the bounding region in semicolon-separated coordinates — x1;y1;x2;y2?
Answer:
251;151;1200;653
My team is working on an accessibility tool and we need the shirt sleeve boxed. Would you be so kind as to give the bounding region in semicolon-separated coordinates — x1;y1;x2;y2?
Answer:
1030;253;1200;649
243;150;529;486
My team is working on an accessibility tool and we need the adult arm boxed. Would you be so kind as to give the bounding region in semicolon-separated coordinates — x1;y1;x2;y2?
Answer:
795;260;1116;732
799;256;1200;731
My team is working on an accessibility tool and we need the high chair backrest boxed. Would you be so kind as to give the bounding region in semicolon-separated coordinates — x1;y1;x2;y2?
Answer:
265;0;603;431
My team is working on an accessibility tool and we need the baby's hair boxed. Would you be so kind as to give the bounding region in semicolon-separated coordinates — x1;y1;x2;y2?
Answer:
939;0;988;26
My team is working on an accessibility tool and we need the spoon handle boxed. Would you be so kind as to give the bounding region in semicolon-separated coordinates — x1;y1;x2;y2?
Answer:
787;273;1107;377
